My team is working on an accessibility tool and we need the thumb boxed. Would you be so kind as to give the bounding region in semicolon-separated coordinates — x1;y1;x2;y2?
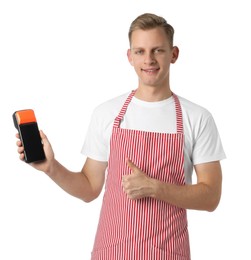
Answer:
40;130;48;143
126;158;138;172
39;130;51;150
39;130;55;161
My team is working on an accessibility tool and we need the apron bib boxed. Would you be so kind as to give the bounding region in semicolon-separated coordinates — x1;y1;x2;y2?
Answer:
91;90;190;260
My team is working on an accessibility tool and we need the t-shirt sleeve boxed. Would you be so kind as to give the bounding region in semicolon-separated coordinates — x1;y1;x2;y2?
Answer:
192;114;226;165
81;108;109;162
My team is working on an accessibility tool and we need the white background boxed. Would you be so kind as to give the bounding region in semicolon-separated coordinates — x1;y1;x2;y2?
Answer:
1;0;250;259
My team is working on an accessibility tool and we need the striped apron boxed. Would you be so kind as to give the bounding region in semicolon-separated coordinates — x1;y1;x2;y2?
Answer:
91;90;190;260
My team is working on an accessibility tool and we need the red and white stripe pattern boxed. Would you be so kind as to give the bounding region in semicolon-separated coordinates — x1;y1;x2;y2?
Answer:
91;90;190;259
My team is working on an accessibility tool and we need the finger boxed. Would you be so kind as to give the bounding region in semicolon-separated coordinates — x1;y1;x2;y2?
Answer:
40;130;45;137
122;175;129;188
16;140;22;147
17;146;24;154
126;158;138;172
39;130;49;145
19;153;25;161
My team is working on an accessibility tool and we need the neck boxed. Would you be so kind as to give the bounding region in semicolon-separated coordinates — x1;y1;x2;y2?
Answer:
134;85;172;102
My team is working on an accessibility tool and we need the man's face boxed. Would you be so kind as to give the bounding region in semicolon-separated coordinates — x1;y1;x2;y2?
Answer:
127;27;178;88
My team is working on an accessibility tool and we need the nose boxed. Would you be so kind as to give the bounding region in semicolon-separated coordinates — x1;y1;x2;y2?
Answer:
144;52;156;65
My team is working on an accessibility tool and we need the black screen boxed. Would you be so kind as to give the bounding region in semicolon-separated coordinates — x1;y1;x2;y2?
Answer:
19;123;45;163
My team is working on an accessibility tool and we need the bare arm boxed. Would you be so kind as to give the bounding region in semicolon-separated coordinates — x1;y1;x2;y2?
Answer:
122;159;222;212
44;158;107;202
16;130;107;202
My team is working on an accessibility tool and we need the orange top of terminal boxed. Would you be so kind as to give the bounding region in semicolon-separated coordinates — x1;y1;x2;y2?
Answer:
16;109;37;125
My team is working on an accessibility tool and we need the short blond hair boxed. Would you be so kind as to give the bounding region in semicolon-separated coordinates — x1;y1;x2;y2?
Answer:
128;13;174;47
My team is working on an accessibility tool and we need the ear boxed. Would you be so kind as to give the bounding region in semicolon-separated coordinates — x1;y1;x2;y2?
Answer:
171;46;179;64
127;49;134;66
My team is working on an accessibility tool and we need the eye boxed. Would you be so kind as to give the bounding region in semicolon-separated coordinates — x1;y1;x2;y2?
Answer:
154;49;164;54
134;49;144;55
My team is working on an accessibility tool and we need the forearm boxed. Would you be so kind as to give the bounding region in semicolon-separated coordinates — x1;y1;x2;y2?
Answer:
123;160;222;211
151;180;221;212
45;159;94;202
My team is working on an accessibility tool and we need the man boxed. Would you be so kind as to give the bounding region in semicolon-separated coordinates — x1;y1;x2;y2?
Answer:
16;13;226;260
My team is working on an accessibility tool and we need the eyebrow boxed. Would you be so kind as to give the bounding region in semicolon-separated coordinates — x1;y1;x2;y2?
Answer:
131;45;166;50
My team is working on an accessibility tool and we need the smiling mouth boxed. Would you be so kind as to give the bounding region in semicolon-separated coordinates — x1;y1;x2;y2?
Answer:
141;68;159;73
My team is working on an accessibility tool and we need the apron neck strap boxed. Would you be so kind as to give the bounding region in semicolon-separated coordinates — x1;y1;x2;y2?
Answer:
113;89;136;128
172;93;183;134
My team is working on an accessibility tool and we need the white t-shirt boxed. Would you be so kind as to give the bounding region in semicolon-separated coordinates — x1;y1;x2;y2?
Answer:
81;91;226;184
